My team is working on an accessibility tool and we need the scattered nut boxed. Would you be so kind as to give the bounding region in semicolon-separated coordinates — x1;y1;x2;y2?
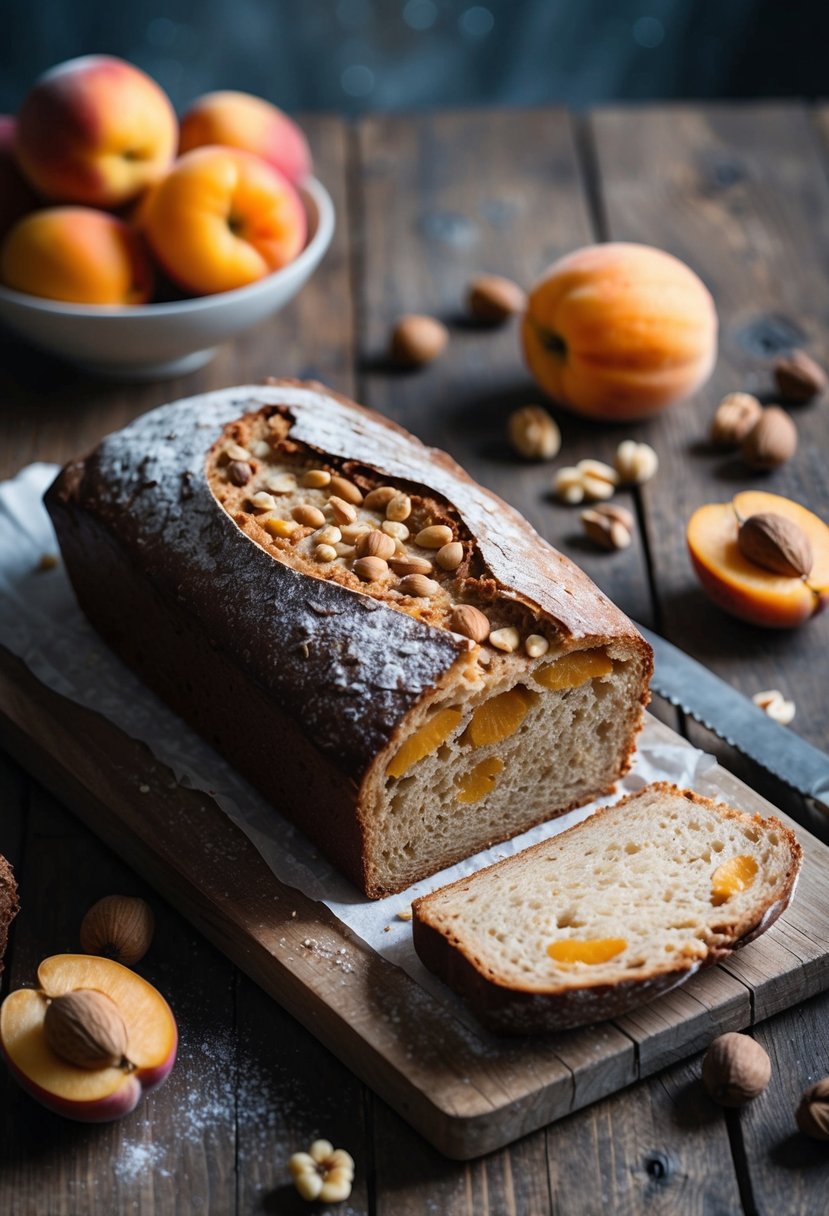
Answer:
330;475;363;505
43;989;128;1070
737;512;813;578
752;689;796;725
385;492;412;522
581;505;633;551
450;604;490;642
328;496;357;525
553;460;618;504
435;541;463;571
489;626;520;653
353;556;389;582
710;392;763;447
292;503;326;529
226;442;250;462
301;468;331;488
315;544;339;563
364;485;398;510
390;314;448;367
80;895;155;966
741;406;797;470
507;406;561;460
398;574;441;598
525;634;549;658
415;524;453;549
355;529;396;560
796;1078;829;1141
227;460;252;486
289;1140;355;1204
467;273;526;323
701;1032;771;1106
614;440;658;485
774;350;827;403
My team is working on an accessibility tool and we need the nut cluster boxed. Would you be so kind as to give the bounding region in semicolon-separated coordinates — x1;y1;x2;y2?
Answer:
711;393;798;470
289;1139;355;1203
554;441;658;505
224;441;553;661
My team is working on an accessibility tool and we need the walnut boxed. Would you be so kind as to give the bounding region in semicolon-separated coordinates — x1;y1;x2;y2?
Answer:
701;1032;771;1106
796;1077;829;1140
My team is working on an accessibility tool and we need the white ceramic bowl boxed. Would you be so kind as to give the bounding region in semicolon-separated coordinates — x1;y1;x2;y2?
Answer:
0;175;335;380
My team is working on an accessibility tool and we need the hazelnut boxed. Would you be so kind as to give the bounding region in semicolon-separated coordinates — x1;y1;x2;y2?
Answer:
466;274;526;323
741;407;797;470
227;460;252;486
390;314;448;367
701;1032;771;1106
796;1077;829;1140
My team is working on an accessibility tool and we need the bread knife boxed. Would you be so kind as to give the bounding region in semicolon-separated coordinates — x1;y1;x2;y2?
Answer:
636;623;829;824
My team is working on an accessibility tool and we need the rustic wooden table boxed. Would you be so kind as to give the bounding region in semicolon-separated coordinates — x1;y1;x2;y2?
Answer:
1;103;829;1214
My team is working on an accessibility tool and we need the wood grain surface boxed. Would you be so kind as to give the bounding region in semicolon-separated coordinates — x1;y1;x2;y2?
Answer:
1;104;829;1213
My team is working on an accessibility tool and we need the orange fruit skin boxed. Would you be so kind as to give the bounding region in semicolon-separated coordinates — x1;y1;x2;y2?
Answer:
0;206;153;304
143;146;307;296
522;242;717;421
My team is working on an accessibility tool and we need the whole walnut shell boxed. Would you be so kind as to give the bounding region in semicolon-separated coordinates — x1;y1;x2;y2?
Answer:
796;1077;829;1141
702;1032;771;1106
80;895;154;966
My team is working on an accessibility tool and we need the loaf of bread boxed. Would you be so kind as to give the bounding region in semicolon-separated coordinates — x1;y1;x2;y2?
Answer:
413;782;802;1033
0;854;19;977
46;380;651;898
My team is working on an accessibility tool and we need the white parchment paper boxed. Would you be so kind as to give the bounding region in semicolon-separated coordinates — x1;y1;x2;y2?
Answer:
0;463;717;1005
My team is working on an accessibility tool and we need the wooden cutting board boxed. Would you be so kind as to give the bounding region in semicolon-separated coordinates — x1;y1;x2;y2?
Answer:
1;643;828;1160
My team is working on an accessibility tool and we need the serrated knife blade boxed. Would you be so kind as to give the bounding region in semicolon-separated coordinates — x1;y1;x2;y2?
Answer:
637;624;829;821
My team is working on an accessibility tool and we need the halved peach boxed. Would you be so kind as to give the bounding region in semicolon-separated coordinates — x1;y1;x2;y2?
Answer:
0;954;177;1122
687;491;829;628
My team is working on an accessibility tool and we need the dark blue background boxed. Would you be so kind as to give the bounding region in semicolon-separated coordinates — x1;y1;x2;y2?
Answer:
1;0;825;115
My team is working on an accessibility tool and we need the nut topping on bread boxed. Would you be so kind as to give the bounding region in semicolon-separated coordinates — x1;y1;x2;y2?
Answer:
47;380;652;898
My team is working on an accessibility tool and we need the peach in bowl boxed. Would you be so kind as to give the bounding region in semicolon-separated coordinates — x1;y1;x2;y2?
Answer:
0;173;334;379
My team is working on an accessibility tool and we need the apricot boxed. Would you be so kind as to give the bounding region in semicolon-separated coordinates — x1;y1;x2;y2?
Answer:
179;90;312;185
687;491;829;628
464;687;537;748
0;116;38;240
143;146;307;296
535;649;612;691
711;856;758;906
16;55;177;208
547;939;628;965
0;954;177;1122
522;243;717;421
0;207;154;304
387;707;463;779
455;756;504;804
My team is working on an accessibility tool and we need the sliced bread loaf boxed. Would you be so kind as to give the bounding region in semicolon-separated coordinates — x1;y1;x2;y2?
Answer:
412;782;802;1034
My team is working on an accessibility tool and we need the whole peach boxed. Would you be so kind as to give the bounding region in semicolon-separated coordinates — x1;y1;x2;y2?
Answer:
179;90;311;185
522;242;717;421
143;146;307;295
1;207;154;305
16;55;177;208
0;116;38;240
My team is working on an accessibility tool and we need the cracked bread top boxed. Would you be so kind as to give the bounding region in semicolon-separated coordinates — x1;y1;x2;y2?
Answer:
47;379;650;781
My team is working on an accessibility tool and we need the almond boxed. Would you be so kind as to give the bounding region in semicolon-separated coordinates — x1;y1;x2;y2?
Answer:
390;315;448;367
43;989;128;1070
773;350;827;403
467;274;527;323
435;541;464;571
355;529;396;560
388;555;433;576
450;604;490;642
397;574;441;598
737;512;813;578
329;475;363;505
415;524;453;549
353;556;388;582
741;407;797;470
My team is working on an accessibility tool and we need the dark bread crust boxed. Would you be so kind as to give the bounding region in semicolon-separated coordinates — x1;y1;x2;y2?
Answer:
0;855;19;977
412;783;802;1034
45;380;651;897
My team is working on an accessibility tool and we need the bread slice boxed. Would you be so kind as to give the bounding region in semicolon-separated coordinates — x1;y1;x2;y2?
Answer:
412;783;802;1034
0;854;19;978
